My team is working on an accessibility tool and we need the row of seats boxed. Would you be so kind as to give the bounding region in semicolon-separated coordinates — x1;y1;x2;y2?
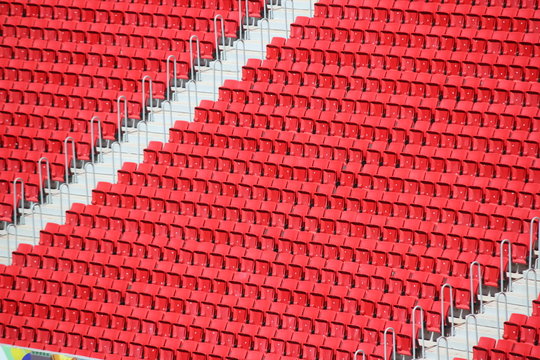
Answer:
314;1;540;32
504;313;540;345
133;142;540;210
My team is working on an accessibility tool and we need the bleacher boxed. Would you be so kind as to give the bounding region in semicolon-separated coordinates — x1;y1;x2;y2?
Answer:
0;0;539;359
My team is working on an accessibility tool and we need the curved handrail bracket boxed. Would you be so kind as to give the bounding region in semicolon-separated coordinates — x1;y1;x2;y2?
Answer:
500;239;513;292
530;217;540;270
59;183;71;225
37;157;52;204
495;292;508;338
412;305;425;359
353;349;365;360
213;60;224;101
524;268;538;316
465;314;478;360
84;162;96;205
30;203;42;246
186;79;198;122
436;336;449;360
383;327;396;360
90;115;103;164
213;15;227;61
12;177;25;226
64;136;77;184
162;100;174;142
111;142;123;183
441;283;455;336
166;55;178;102
142;75;154;123
189;35;201;82
137;121;149;164
117;95;128;141
470;261;484;313
235;39;246;81
283;0;295;38
259;18;271;58
6;224;17;265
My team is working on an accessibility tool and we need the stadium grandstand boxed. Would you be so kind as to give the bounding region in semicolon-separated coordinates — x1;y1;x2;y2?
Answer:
0;0;539;359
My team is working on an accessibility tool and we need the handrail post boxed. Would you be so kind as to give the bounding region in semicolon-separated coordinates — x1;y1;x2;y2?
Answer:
238;0;244;40
383;327;396;360
353;349;365;360
137;121;149;164
213;15;226;61
84;162;96;204
244;0;250;39
412;305;425;359
259;18;271;58
500;239;513;292
436;336;449;360
441;283;455;336
530;217;540;269
30;203;42;246
37;157;52;204
235;39;246;80
6;224;17;265
465;314;478;360
63;136;77;184
213;60;223;101
189;35;201;82
524;268;538;316
186;80;198;122
495;292;508;338
162;100;174;142
166;55;178;101
90;115;103;164
142;75;154;122
12;177;25;225
470;261;484;313
59;183;70;224
111;142;123;183
117;95;128;141
284;0;295;38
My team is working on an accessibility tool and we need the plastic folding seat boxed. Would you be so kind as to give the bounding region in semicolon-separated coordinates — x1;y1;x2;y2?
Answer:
504;314;528;342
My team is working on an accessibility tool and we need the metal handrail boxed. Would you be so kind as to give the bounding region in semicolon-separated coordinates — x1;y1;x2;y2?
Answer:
12;177;25;225
384;327;396;360
412;305;425;359
530;217;540;269
137;121;148;164
162;100;173;142
213;15;226;61
235;39;246;80
117;95;128;141
353;349;365;360
284;0;295;38
142;75;154;123
441;283;455;336
90;115;103;164
63;137;77;184
244;0;249;39
469;261;484;313
189;35;201;82
436;336;449;360
524;268;538;316
500;239;513;292
30;203;42;246
495;292;508;338
59;183;70;224
111;141;122;183
84;162;96;204
213;60;223;101
465;314;478;360
186;79;198;122
166;55;178;101
259;18;271;58
6;224;17;265
37;157;52;204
